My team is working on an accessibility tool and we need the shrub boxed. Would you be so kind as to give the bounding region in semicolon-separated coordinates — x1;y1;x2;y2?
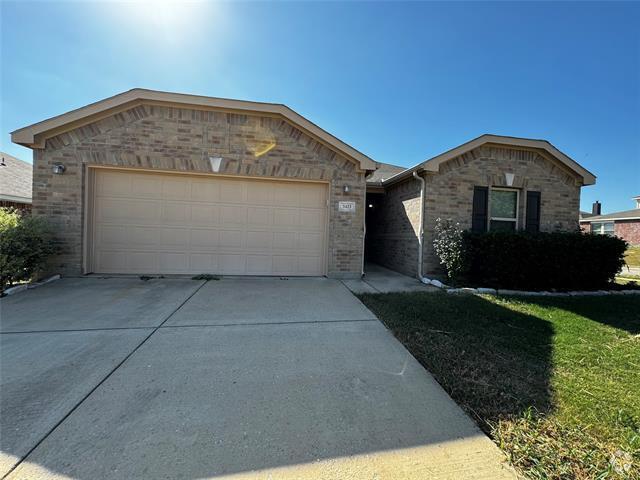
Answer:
432;218;465;281
459;231;627;291
0;208;56;291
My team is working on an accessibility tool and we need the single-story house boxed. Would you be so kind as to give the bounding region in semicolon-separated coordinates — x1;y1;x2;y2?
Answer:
365;135;596;277
580;197;640;245
11;89;596;279
0;152;32;212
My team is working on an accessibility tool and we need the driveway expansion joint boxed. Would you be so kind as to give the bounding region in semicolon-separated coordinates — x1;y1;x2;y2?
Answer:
158;318;380;329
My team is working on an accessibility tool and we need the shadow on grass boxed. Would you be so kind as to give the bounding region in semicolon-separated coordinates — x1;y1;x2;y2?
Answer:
358;292;555;430
516;295;640;335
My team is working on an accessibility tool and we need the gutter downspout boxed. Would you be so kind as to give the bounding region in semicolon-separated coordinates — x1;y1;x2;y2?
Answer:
361;201;366;277
413;171;425;280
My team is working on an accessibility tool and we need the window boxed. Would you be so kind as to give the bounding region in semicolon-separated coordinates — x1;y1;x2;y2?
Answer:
591;222;615;236
489;188;518;231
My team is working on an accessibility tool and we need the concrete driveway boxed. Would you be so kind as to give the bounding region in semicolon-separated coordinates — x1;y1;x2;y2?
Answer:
1;277;515;479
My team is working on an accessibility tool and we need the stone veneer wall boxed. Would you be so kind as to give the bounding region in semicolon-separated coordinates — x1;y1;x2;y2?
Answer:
33;103;366;277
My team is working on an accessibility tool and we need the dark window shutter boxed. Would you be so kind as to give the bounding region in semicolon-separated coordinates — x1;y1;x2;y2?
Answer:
526;191;541;232
471;186;488;232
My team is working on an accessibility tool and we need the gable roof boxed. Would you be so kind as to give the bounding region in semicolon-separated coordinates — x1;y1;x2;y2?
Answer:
382;134;596;186
10;88;377;171
0;152;32;203
580;208;640;222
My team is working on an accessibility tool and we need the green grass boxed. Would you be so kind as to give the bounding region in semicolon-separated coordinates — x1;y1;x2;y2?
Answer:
358;292;640;479
624;246;640;268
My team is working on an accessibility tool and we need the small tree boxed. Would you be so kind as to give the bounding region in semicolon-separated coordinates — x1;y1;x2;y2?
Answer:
432;218;465;281
0;208;56;291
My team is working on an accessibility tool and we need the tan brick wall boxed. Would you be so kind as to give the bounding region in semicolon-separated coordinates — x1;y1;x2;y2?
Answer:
371;145;582;277
421;145;581;274
33;104;366;277
366;180;421;277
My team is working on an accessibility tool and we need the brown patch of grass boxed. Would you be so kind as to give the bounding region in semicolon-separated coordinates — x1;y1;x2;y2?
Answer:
358;293;640;479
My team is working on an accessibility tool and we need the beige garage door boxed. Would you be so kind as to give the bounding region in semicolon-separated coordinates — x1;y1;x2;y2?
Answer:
90;169;328;276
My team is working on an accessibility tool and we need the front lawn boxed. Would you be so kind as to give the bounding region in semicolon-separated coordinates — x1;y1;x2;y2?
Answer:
624;246;640;268
359;292;640;479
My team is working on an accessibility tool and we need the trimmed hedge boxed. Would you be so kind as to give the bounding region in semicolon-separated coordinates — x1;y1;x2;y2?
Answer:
460;231;627;291
0;208;56;292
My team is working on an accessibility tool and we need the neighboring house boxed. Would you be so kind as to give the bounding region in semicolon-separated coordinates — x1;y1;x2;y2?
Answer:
11;89;596;279
580;198;640;246
365;135;596;277
0;152;32;212
11;89;376;278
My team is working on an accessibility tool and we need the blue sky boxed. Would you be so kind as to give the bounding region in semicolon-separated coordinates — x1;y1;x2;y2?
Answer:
1;1;638;213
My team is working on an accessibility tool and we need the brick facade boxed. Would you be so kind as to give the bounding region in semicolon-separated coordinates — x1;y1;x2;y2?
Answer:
33;104;366;277
580;219;639;245
0;200;31;213
365;181;421;277
614;221;640;245
368;145;582;277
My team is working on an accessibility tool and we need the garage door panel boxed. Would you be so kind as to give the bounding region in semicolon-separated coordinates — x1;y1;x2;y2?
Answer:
246;231;273;250
92;170;327;275
97;225;128;246
191;229;219;250
191;181;220;202
160;228;190;250
300;209;325;229
273;209;299;227
159;252;189;272
129;227;161;248
189;253;219;272
299;256;323;275
96;171;132;196
219;255;246;274
299;232;324;252
133;175;162;199
299;187;326;207
191;204;219;226
247;183;275;205
95;251;127;272
220;205;247;225
246;255;273;274
273;256;298;274
162;178;190;200
273;232;296;250
247;207;272;226
97;198;156;224
219;180;246;203
273;184;300;206
161;203;190;225
219;230;244;249
128;252;159;272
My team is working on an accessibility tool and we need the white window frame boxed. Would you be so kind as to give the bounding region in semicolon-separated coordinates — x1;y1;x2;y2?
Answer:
591;221;615;236
488;187;519;231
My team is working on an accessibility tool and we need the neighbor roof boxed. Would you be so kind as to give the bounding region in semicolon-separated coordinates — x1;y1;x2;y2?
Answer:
580;211;596;219
11;88;377;171
580;209;640;222
0;152;32;203
381;134;596;186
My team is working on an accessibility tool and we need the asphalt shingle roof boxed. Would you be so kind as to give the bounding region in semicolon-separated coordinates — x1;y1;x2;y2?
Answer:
366;162;406;184
0;152;32;201
581;208;640;222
